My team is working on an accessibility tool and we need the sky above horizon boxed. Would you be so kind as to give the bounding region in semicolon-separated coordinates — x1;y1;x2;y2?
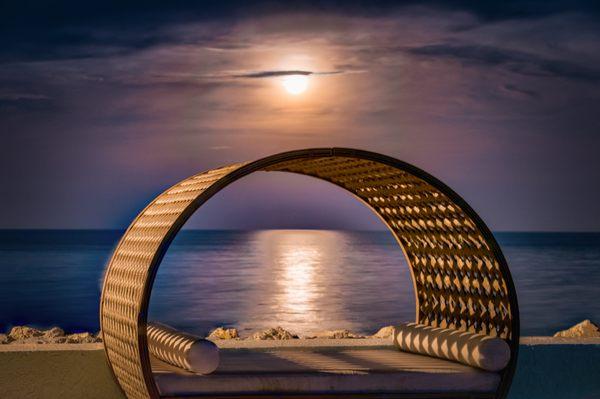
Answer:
1;1;599;231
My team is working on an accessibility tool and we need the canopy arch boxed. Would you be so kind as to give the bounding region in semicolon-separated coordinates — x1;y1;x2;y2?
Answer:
100;147;519;399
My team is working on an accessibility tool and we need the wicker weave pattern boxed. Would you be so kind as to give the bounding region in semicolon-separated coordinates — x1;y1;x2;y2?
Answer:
147;322;200;371
266;157;512;339
100;164;244;399
100;149;517;399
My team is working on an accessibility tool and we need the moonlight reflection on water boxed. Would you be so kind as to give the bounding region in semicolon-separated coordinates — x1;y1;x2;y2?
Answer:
276;235;321;323
150;229;413;336
259;230;354;332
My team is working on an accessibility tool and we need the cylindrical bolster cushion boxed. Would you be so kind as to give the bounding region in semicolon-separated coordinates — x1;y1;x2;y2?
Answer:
394;323;510;372
147;322;220;374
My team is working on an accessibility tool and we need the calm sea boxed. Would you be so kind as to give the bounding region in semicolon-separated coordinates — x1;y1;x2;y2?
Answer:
0;230;599;336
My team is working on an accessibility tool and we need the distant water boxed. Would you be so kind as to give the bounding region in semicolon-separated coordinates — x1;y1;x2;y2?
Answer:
0;230;599;336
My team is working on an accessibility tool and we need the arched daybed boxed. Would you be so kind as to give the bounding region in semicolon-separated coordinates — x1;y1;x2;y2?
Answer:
100;147;519;399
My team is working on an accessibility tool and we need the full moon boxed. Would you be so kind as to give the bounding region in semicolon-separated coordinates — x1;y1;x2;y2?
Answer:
282;75;309;95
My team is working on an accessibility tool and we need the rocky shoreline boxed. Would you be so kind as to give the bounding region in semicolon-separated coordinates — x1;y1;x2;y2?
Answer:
207;325;395;341
0;325;396;345
0;326;102;345
1;320;597;345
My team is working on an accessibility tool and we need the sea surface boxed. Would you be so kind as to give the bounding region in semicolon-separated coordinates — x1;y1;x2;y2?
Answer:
0;230;599;337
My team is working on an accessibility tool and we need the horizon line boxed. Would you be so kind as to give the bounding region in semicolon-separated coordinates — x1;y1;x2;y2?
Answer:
1;228;600;234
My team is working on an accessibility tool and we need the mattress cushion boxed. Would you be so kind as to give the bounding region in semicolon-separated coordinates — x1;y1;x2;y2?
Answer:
153;345;501;396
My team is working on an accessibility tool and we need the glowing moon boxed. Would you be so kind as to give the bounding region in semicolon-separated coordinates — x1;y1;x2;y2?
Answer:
282;75;309;95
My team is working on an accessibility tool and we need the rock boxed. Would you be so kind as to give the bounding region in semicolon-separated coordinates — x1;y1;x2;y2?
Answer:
8;326;43;340
3;325;102;344
251;327;298;340
313;329;364;339
371;326;395;339
554;320;600;338
66;332;98;344
207;327;240;340
43;327;65;339
95;331;103;342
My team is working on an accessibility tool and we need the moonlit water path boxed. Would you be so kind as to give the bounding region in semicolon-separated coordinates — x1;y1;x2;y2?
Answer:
150;230;414;336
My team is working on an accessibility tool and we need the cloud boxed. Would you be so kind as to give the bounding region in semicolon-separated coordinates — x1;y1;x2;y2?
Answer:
0;93;49;101
3;1;599;63
231;70;344;78
0;92;52;111
407;44;600;82
104;70;348;88
501;83;539;99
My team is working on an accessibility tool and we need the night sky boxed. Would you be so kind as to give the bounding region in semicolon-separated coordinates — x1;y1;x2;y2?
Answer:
1;1;599;231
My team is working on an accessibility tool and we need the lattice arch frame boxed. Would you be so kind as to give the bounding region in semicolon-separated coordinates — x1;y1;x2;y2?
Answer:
100;147;519;399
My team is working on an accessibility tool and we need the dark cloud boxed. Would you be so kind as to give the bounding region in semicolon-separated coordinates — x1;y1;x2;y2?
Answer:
501;84;539;99
0;93;53;112
234;70;313;78
232;70;343;78
407;44;600;82
1;1;599;63
0;93;49;101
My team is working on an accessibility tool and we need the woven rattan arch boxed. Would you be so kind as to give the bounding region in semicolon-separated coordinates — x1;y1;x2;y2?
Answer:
100;147;519;399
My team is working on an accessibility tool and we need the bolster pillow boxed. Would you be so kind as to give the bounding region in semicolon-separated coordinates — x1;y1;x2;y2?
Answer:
147;322;220;374
393;323;510;372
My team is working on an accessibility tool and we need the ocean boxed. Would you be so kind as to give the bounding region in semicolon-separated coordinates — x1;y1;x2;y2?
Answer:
0;230;599;337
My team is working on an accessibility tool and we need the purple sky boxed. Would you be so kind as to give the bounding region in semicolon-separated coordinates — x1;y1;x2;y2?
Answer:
1;2;599;231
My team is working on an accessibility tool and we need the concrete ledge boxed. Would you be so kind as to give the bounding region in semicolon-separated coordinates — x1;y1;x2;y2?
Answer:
0;343;104;351
1;338;599;399
213;337;393;349
0;344;125;399
520;336;600;345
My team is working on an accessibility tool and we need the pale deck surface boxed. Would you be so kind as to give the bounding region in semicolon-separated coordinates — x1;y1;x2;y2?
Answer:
152;343;500;396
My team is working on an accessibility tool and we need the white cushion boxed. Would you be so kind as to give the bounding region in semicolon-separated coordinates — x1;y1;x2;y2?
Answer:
153;346;500;396
394;323;511;372
147;322;219;374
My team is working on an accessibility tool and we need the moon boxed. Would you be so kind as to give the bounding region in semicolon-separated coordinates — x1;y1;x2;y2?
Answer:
282;75;309;95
